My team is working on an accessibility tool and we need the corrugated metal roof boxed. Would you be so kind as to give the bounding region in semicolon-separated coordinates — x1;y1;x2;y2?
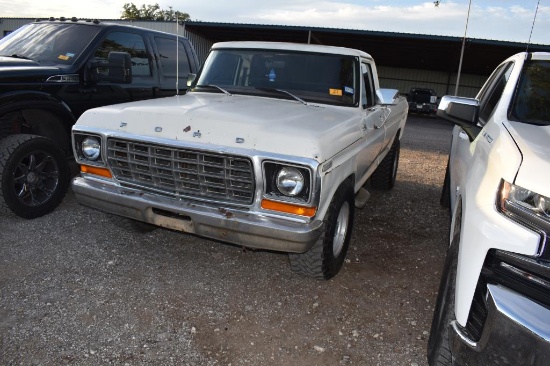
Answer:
181;21;550;75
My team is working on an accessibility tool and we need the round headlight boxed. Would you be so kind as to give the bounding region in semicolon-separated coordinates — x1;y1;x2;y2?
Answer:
82;137;101;160
276;167;304;197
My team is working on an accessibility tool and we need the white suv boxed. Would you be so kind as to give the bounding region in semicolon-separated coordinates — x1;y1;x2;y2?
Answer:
428;52;550;365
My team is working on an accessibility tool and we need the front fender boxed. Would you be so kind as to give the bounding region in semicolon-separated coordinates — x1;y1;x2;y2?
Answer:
0;90;75;129
0;90;73;116
453;121;539;326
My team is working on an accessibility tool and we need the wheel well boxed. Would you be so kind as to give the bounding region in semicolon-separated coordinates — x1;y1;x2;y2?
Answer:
0;107;73;155
450;198;462;243
343;174;355;192
394;128;403;144
339;174;355;201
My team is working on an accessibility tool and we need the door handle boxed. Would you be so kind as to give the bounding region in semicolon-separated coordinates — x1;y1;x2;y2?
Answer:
375;107;391;129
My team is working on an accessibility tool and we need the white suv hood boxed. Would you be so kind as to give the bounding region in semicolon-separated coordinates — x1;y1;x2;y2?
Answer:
506;121;550;197
77;92;361;163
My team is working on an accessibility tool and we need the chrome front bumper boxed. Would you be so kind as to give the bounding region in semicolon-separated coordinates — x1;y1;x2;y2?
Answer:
72;177;324;253
451;283;550;365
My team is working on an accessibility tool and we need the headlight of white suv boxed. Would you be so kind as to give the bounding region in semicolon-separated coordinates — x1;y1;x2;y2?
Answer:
499;180;550;219
498;179;550;258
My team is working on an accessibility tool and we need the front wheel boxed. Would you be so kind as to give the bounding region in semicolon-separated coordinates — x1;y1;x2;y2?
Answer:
0;134;70;219
289;181;354;280
427;229;460;365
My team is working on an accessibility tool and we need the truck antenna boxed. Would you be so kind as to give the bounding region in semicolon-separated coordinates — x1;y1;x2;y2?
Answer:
525;0;540;55
176;11;180;95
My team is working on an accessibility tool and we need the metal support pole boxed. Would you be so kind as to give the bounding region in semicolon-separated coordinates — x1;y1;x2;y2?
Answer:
454;0;472;96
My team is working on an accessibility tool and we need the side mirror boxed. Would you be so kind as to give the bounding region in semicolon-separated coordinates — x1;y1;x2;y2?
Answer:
437;96;481;141
376;88;400;105
105;51;132;84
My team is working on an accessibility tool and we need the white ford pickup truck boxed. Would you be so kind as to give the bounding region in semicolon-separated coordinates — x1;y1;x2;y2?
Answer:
428;52;550;365
71;41;408;279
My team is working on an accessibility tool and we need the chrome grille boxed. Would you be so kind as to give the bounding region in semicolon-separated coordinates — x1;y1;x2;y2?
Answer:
107;139;255;204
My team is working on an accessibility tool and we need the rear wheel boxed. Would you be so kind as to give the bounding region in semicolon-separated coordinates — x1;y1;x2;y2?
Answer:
0;134;70;218
371;138;400;190
289;181;354;280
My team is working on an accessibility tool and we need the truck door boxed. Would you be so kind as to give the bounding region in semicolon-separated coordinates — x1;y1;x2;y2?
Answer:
73;31;157;116
356;62;385;184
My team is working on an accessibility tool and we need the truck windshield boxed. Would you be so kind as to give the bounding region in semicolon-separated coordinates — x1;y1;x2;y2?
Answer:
511;60;550;126
0;23;100;66
194;48;359;107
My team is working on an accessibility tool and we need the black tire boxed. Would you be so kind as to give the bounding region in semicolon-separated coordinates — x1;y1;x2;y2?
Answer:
427;229;460;365
289;181;354;280
371;138;400;190
0;134;70;219
440;158;451;208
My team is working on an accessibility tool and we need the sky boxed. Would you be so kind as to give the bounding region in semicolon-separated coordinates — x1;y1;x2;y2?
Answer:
2;1;549;44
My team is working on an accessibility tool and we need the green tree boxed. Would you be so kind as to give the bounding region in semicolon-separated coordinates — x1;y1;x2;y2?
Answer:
121;3;190;21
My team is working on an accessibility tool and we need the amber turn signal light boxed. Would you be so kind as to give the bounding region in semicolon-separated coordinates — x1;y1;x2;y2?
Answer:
261;199;316;217
80;165;112;179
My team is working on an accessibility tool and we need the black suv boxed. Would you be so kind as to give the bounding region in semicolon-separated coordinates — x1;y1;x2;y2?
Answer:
0;18;199;218
407;88;438;115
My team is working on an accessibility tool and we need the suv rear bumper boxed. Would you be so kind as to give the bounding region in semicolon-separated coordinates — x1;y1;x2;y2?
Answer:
451;283;550;365
72;176;323;253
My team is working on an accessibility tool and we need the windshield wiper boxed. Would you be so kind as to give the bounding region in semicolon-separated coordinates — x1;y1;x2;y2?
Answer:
198;84;232;96
1;54;35;61
255;87;307;105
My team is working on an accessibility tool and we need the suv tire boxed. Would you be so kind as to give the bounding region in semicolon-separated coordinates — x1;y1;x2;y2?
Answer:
289;180;354;280
0;134;70;218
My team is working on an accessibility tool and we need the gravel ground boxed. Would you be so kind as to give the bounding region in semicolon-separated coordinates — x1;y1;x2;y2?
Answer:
0;115;453;365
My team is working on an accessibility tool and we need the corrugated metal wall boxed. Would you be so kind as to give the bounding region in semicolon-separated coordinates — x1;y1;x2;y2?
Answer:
0;18;32;37
378;65;486;98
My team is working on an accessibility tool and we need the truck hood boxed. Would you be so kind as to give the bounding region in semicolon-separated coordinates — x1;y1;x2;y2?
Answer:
77;92;362;162
0;57;63;81
0;56;41;67
505;121;550;197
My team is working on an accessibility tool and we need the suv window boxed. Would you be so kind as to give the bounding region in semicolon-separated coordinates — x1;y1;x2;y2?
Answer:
478;62;514;125
510;60;550;126
155;36;192;78
94;32;151;77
